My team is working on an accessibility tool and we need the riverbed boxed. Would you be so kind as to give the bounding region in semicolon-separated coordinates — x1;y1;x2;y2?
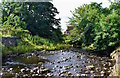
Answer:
1;48;115;77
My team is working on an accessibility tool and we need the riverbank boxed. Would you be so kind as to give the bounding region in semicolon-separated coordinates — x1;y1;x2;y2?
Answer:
1;36;71;56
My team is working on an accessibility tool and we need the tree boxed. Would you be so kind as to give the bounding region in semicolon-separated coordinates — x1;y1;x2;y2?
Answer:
1;2;62;41
66;1;120;51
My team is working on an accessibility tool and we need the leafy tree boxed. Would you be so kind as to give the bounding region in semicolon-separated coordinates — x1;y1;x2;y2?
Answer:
1;2;62;41
66;1;120;51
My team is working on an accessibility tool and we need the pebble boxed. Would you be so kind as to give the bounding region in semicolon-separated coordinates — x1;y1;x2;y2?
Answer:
81;74;86;76
76;74;80;76
15;73;19;77
57;61;60;63
55;65;59;67
101;74;104;76
73;69;76;71
108;62;112;66
59;66;62;69
103;67;107;70
9;68;13;71
77;55;80;58
68;72;72;75
107;70;111;73
85;71;90;74
37;70;40;74
0;72;3;75
90;71;94;74
101;71;105;74
30;70;34;73
47;73;52;76
60;74;64;76
20;68;25;72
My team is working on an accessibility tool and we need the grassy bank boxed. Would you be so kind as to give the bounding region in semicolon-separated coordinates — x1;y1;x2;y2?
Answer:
1;25;71;56
1;36;71;56
2;43;71;56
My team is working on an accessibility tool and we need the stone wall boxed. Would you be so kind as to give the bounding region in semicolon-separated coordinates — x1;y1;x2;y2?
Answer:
110;50;120;76
0;37;18;47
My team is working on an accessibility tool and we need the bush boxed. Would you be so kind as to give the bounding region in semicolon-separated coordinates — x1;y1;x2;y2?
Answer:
66;2;120;51
8;45;35;53
93;12;120;51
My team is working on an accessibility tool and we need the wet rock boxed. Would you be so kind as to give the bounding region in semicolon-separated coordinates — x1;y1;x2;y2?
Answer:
57;61;60;63
60;74;64;76
95;67;99;71
15;73;19;77
86;65;95;70
107;70;111;73
38;62;43;65
9;68;13;71
37;70;40;74
20;68;25;72
103;64;106;67
108;62;112;66
68;72;72;75
55;65;59;68
65;65;72;70
76;74;80;76
85;70;90;74
63;70;68;73
103;67;107;71
59;66;62;69
81;74;86;76
52;62;55;64
40;68;50;74
7;68;13;73
77;55;80;58
23;74;29;77
30;69;34;73
90;70;94;74
109;67;113;70
47;73;52;76
101;71;105;74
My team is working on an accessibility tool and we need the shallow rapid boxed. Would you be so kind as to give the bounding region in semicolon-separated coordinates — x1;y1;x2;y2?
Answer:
2;48;115;77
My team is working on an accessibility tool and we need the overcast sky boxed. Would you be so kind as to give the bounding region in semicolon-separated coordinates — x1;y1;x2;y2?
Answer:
52;0;113;32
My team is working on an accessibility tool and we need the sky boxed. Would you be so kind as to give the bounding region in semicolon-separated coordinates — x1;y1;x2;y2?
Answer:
52;0;113;32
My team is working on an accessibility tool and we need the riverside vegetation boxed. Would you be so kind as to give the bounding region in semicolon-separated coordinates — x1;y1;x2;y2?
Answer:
0;0;120;77
65;1;120;52
0;2;71;55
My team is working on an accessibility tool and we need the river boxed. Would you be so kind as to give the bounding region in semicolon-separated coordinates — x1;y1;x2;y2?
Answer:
1;48;115;77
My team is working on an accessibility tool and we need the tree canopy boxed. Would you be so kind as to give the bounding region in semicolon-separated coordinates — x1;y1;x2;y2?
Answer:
1;2;63;41
66;1;120;51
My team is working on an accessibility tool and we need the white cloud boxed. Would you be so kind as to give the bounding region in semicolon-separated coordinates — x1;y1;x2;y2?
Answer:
52;0;112;32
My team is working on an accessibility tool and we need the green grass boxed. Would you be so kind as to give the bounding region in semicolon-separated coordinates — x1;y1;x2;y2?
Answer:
2;36;71;55
1;28;71;55
2;43;71;55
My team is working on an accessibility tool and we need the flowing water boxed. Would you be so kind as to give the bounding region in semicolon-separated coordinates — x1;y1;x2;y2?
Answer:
1;48;115;77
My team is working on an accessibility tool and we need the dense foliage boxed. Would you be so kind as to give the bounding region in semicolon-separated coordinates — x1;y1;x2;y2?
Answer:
0;2;71;55
66;2;120;51
1;2;63;41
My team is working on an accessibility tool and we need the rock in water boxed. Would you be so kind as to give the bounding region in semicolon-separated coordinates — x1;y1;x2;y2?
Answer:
86;65;95;70
40;68;50;74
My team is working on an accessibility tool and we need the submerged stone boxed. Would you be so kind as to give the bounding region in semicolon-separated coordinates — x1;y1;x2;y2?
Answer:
86;65;95;70
40;68;50;74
